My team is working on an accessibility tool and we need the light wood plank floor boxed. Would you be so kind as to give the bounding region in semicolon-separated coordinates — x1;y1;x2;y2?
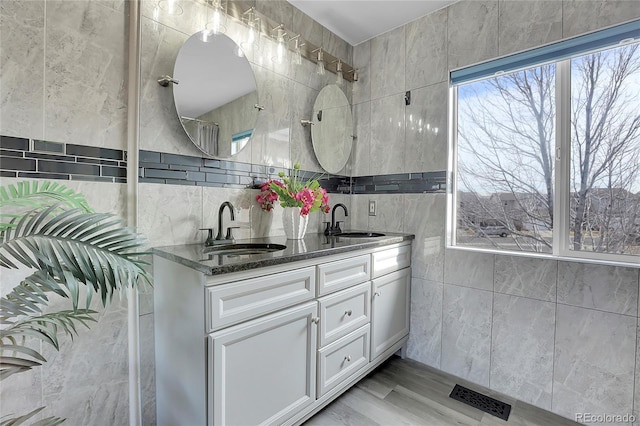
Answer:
304;357;580;426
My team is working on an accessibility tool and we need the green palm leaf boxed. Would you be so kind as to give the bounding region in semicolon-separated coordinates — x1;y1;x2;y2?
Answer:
1;406;65;426
0;181;93;232
0;310;97;381
1;207;151;311
0;271;68;321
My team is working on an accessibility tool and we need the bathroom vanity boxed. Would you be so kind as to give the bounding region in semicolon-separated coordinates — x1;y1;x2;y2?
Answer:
152;232;413;426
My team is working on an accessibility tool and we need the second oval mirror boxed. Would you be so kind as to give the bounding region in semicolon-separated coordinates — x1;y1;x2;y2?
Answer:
173;33;259;158
311;85;353;174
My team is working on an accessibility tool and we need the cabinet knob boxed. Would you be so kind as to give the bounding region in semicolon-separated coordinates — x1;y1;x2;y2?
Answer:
374;291;381;297
311;317;320;324
345;310;352;317
344;355;351;362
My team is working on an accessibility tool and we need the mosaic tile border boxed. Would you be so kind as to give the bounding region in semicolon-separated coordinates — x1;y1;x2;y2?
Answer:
1;135;126;183
1;135;447;194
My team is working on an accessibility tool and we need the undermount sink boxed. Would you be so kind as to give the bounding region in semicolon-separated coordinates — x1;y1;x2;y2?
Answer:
334;232;386;238
203;243;287;256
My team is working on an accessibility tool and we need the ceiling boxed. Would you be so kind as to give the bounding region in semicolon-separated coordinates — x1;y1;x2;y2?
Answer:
286;0;458;46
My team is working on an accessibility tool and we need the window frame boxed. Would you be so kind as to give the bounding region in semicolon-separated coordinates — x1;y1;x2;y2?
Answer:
447;24;640;267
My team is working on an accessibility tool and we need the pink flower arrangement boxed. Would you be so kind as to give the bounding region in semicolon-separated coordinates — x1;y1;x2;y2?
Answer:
256;163;330;216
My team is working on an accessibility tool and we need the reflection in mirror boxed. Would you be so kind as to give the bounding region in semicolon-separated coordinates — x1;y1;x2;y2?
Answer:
311;85;353;174
173;32;259;158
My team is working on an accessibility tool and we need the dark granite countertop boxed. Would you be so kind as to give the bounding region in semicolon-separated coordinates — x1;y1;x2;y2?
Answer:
152;232;414;276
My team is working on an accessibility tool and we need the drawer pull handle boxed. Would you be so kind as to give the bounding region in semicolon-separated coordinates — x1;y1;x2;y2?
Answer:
344;355;351;362
311;317;320;324
345;310;352;317
374;291;381;297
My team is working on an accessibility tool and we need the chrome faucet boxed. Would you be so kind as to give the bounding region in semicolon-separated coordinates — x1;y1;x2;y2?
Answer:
215;201;237;244
325;203;348;235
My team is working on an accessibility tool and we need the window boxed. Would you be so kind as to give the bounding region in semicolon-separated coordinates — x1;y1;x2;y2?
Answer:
450;20;640;263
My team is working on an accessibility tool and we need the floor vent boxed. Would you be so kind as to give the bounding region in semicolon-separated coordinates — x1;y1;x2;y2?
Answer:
449;384;511;421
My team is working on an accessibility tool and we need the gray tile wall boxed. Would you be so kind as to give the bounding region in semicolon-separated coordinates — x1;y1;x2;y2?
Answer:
350;0;640;422
0;0;131;423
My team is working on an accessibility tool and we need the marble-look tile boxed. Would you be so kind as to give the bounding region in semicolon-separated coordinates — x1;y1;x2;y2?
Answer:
366;194;404;233
141;0;207;38
139;18;205;156
498;0;562;56
351;102;371;177
404;82;448;173
292;8;322;48
494;255;557;302
44;1;127;150
370;26;405;100
0;343;44;422
405;8;448;90
0;0;45;140
441;284;493;387
41;293;129;425
140;313;156;426
290;82;322;173
562;0;640;39
323;29;352;65
557;261;639;316
407;278;443;369
349;195;370;231
202;186;253;241
404;194;446;282
251;64;292;168
444;249;494;291
370;93;405;175
138;183;203;247
553;304;636;421
447;0;499;70
491;294;555;410
352;41;371;105
289;49;328;91
256;0;293;30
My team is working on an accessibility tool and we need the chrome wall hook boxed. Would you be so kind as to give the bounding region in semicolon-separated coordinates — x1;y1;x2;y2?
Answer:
157;75;180;87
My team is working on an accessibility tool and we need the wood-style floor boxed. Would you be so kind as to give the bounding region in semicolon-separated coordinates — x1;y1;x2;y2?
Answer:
304;357;580;426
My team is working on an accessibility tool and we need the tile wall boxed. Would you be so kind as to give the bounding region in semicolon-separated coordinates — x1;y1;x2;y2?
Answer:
0;0;131;423
348;0;640;422
3;0;640;424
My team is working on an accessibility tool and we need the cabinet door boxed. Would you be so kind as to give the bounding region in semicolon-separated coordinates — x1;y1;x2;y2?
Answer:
370;268;410;361
208;301;317;426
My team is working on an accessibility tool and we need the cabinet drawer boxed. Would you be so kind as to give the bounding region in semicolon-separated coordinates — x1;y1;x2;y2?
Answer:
317;254;370;296
317;324;370;397
318;282;370;347
206;266;315;332
372;244;411;279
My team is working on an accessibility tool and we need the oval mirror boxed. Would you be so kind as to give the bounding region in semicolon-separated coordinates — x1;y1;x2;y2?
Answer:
311;85;353;174
173;33;259;158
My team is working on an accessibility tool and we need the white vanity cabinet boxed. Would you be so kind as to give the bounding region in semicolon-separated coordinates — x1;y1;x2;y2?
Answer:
208;301;318;426
154;239;412;426
371;267;411;361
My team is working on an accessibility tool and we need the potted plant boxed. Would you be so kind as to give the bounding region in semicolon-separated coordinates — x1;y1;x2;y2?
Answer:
256;164;330;239
0;181;151;424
